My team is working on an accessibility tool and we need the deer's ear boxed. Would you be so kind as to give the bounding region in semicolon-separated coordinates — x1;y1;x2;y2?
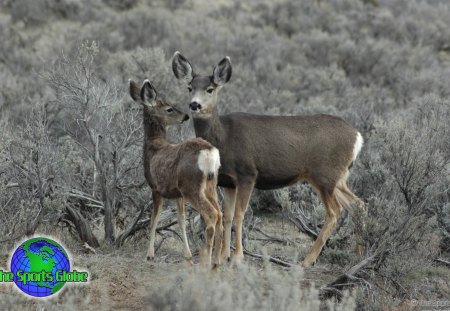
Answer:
141;80;157;105
129;79;141;102
213;56;232;86
172;51;194;83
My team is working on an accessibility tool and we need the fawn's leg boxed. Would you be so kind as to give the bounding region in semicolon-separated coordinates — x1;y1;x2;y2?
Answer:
205;185;223;267
189;194;219;267
177;197;193;264
146;192;163;260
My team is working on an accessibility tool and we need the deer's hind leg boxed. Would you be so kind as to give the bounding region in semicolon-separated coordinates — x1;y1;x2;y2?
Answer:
205;180;223;268
335;179;366;255
177;197;193;265
185;193;220;267
302;188;342;268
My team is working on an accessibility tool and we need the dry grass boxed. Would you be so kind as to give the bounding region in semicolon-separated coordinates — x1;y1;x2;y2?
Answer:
0;214;354;311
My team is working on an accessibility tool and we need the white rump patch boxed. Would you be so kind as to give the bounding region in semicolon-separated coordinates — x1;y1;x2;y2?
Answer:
352;132;364;161
198;148;221;177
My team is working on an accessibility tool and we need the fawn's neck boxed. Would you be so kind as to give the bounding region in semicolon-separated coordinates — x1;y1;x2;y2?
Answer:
143;113;168;153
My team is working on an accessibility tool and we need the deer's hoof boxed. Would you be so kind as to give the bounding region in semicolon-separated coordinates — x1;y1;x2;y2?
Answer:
301;259;315;268
230;253;244;266
185;258;194;266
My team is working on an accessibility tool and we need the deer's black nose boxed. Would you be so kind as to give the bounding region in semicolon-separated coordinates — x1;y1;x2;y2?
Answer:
189;102;202;111
182;114;189;121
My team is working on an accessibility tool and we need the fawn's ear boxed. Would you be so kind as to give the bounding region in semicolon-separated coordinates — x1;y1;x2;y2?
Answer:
129;79;141;102
172;51;194;83
213;56;232;86
141;79;157;105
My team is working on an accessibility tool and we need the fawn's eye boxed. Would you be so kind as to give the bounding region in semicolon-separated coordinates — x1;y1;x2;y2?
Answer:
206;88;214;94
166;108;173;113
187;87;192;92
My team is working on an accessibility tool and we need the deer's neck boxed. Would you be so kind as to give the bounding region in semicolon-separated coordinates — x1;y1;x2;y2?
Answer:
143;113;168;153
192;108;224;146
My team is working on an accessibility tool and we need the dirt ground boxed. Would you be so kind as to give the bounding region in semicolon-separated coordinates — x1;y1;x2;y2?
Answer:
0;213;348;311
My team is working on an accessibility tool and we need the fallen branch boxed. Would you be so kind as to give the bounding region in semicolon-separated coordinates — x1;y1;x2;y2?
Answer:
434;257;450;268
116;199;149;247
237;246;293;268
82;242;97;254
115;207;181;247
156;220;178;232
64;189;104;210
62;205;100;247
6;182;19;188
320;255;375;300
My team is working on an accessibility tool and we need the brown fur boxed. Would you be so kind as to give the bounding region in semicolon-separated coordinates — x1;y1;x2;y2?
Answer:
172;53;366;267
129;79;223;267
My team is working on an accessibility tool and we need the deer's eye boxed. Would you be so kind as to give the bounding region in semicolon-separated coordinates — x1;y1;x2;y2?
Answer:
187;87;192;93
166;108;173;113
206;88;214;94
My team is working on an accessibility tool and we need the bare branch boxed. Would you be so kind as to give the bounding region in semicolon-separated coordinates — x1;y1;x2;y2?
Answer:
61;205;100;247
283;206;319;239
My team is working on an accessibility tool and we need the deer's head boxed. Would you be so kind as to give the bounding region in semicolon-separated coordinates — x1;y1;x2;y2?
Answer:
172;51;232;117
129;79;189;125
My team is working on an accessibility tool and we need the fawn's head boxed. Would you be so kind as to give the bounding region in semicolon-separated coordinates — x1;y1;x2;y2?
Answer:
129;79;189;125
172;51;232;117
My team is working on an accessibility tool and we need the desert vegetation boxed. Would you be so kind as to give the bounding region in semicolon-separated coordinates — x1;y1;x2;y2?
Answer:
0;0;449;310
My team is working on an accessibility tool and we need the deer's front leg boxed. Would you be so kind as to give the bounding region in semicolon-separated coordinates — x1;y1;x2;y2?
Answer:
221;187;236;262
147;192;163;261
232;181;255;265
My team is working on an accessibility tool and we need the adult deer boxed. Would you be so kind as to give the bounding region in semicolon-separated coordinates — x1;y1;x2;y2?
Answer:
129;79;223;267
172;52;365;267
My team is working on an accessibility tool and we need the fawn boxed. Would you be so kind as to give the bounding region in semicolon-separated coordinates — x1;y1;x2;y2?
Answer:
129;79;223;267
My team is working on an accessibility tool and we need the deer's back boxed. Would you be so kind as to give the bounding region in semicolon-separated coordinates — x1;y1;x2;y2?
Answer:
145;138;217;198
207;113;358;190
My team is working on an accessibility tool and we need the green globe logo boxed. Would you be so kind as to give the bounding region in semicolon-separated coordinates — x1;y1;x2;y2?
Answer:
10;237;71;297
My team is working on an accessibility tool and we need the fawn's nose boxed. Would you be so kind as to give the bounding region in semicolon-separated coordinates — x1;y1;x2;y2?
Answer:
189;101;202;111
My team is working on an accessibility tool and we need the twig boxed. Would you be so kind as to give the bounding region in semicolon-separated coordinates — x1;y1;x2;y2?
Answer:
158;228;183;242
156;220;178;232
155;235;168;253
283;207;319;239
253;227;290;244
115;198;149;247
236;246;293;268
434;257;450;267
